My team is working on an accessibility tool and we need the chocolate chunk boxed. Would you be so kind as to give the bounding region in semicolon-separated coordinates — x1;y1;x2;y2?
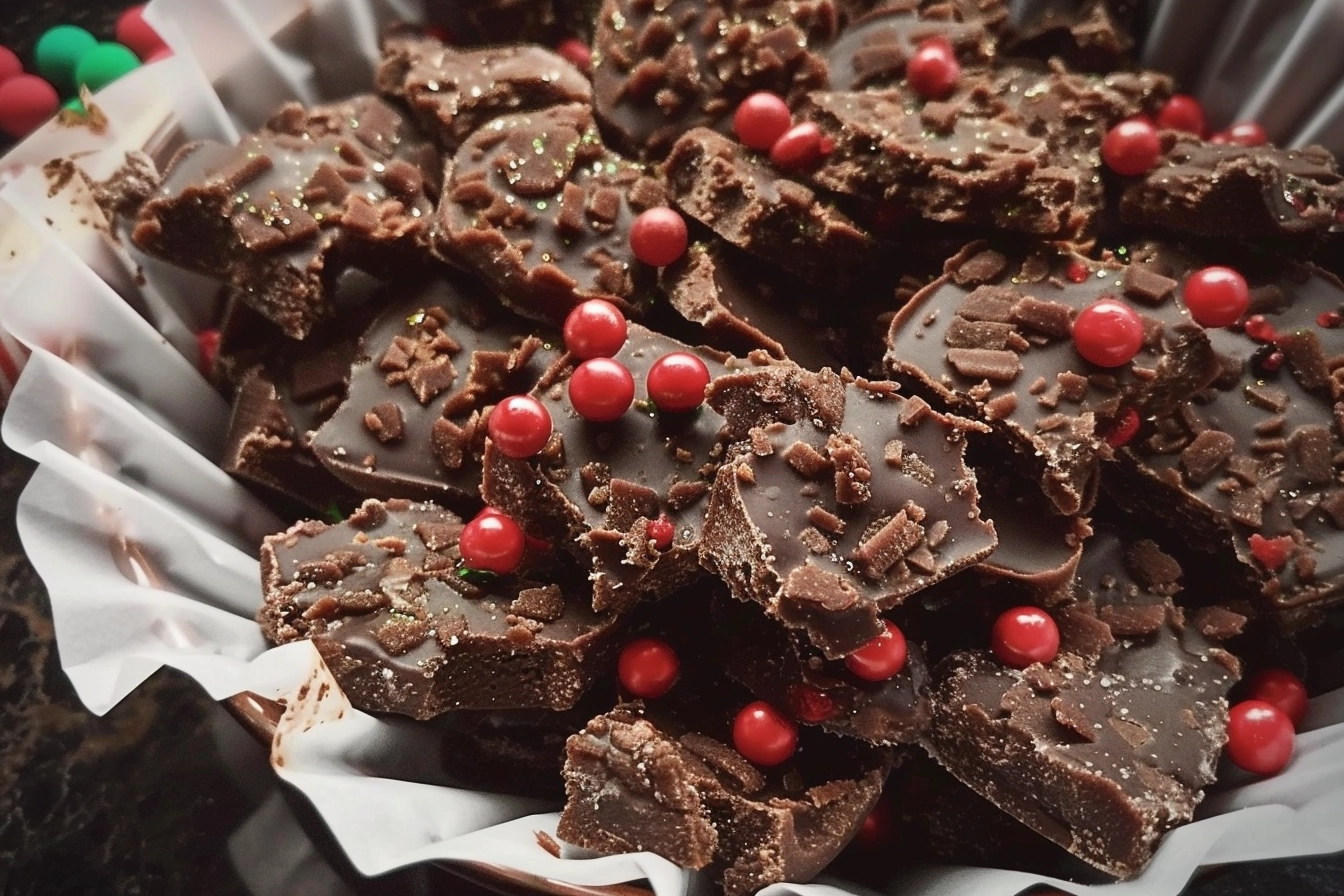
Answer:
259;499;623;717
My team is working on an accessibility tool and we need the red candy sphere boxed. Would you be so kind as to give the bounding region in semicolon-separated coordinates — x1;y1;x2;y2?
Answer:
1246;669;1309;729
646;516;675;550
769;121;828;171
459;509;526;575
991;606;1060;668
0;47;21;85
618;636;680;699
568;357;635;422
1183;266;1249;328
906;37;960;100
1224;121;1268;147
487;394;553;458
563;298;628;359
734;91;792;151
0;74;59;139
844;620;908;682
1156;94;1205;136
1101;118;1161;176
1072;298;1144;368
629;207;688;267
556;37;592;73
646;351;711;413
116;5;169;61
196;328;221;379
1225;699;1295;776
732;701;798;766
792;685;837;723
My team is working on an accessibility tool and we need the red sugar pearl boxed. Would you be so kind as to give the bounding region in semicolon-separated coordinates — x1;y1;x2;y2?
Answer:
844;620;908;682
0;74;59;139
196;328;221;379
906;37;960;100
568;357;635;422
487;394;553;458
734;91;792;151
617;637;680;699
792;685;838;723
1101;118;1161;176
0;46;21;85
1103;406;1141;448
646;516;675;550
556;37;592;73
770;121;828;171
630;207;688;267
425;23;457;44
459;508;526;575
1249;532;1293;572
1226;699;1295;775
1156;94;1206;137
732;701;797;766
1224;121;1268;147
1065;260;1090;283
1317;310;1342;329
1246;669;1309;729
1183;265;1249;328
646;351;711;413
1072;298;1144;368
991;606;1060;668
563;298;628;359
116;5;169;61
1243;314;1278;343
851;799;892;851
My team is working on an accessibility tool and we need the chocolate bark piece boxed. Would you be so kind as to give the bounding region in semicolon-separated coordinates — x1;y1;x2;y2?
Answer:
375;30;591;152
660;241;845;371
590;0;836;160
924;529;1243;879
1120;137;1344;241
1106;246;1344;622
435;103;667;328
310;276;556;510
664;127;877;290
823;1;996;92
885;241;1220;515
712;594;931;745
557;701;889;896
1002;0;1135;72
482;324;756;613
259;498;623;717
132;96;439;339
701;368;997;657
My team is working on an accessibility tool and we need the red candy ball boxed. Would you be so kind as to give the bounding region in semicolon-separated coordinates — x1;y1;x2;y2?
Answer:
1156;94;1205;136
769;121;828;171
116;5;169;61
563;298;628;359
646;351;711;413
568;357;635;422
1101;118;1161;176
792;685;837;723
618;636;680;699
0;46;21;85
906;37;960;100
196;328;221;379
1183;266;1249;328
487;394;553;458
0;74;59;139
459;509;526;575
1224;121;1268;147
844;620;908;682
1072;298;1144;368
646;516;675;550
734;91;792;151
732;701;798;766
629;207;688;267
1246;669;1309;729
991;606;1060;668
556;37;592;73
1226;699;1295;776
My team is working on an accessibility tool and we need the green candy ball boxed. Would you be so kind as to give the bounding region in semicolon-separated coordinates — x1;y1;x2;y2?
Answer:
34;25;97;94
62;96;85;114
74;42;141;93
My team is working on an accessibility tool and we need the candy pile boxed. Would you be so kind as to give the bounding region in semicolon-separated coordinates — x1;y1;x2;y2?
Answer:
94;0;1344;892
0;6;167;140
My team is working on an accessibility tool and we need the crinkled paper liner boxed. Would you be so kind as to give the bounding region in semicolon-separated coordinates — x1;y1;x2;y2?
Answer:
0;0;1341;894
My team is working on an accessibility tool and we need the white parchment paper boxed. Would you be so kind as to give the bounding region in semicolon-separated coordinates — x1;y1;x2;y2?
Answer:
0;1;1341;894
